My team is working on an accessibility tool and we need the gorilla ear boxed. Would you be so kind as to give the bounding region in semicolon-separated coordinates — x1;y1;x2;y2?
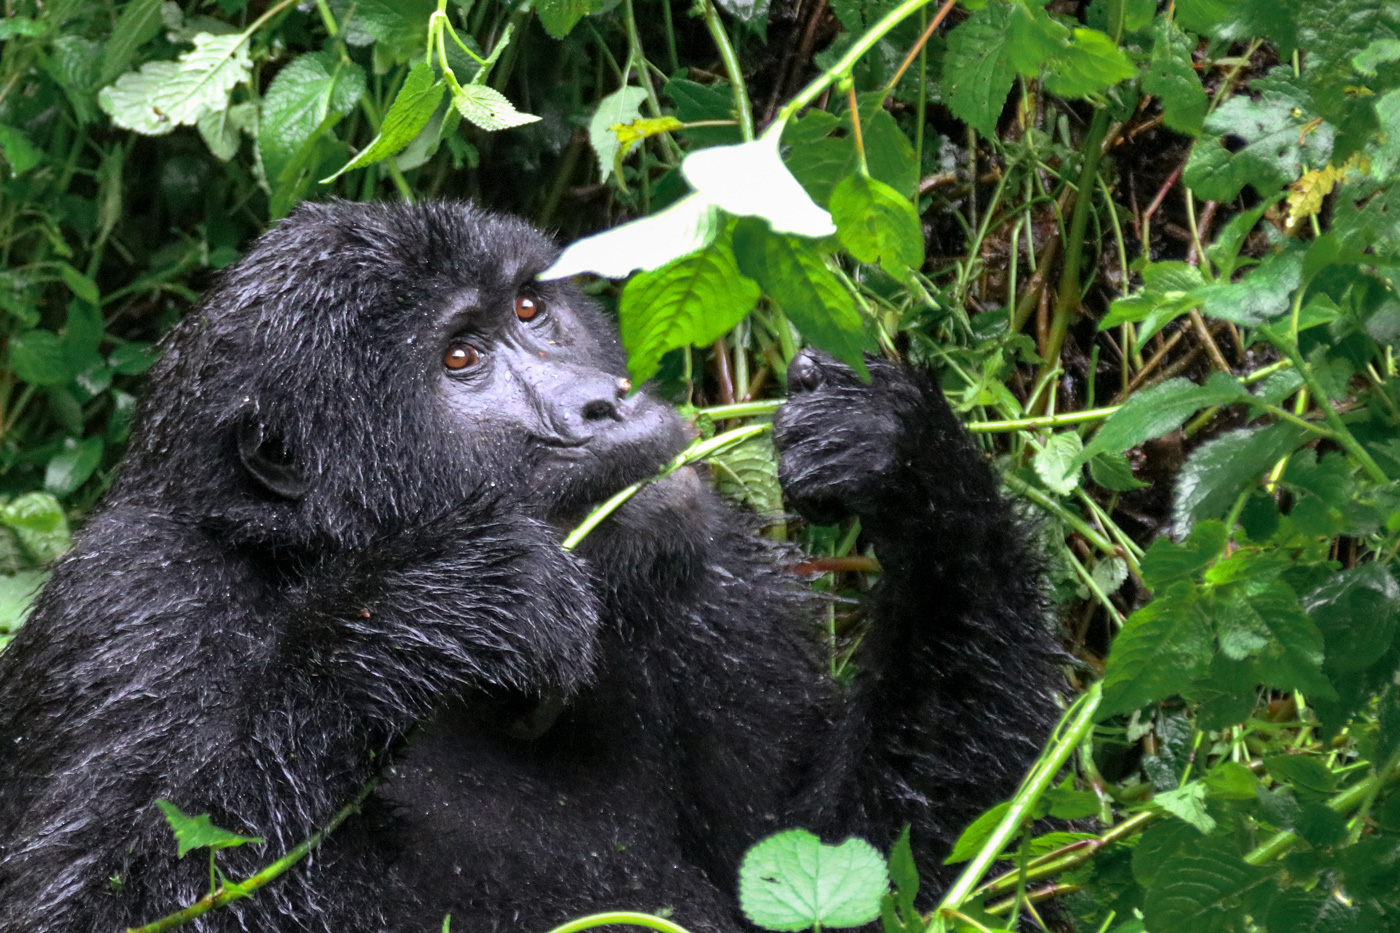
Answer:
236;413;310;501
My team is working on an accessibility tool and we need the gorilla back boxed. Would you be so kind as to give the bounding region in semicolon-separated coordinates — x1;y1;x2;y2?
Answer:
0;201;1062;933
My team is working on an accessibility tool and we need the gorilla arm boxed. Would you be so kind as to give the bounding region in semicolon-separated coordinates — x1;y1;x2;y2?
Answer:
0;501;598;931
772;352;1062;881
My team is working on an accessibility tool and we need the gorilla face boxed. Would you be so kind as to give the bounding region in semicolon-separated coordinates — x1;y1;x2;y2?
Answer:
428;277;693;526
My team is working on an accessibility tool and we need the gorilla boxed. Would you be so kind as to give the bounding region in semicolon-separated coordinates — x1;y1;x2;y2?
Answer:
0;201;1060;932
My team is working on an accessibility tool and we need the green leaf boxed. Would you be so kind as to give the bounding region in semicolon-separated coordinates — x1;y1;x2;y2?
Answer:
942;1;1016;137
683;128;836;238
541;193;722;280
0;492;72;564
536;0;605;38
1042;28;1137;99
1099;585;1215;717
733;219;868;376
1078;373;1248;463
1172;423;1312;533
324;63;444;182
1143;19;1207;137
1354;37;1400;75
945;802;1011;864
452;84;540;132
1155;782;1216;833
99;0;164;86
0;16;45;39
589;86;649;182
712;434;784;515
155;800;264;858
783;104;918;206
58;264;99;306
1088;451;1148;490
618;240;761;384
739;829;888;931
258;52;364;185
1033;431;1084;496
44;438;104;497
10;330;70;386
1305;562;1400;673
0;124;43;176
1196;247;1304;326
829;175;923;275
1183;70;1334;202
197;101;254;161
0;571;46;635
98;32;252;135
1143;839;1275;933
1091;556;1129;596
1212;579;1334;699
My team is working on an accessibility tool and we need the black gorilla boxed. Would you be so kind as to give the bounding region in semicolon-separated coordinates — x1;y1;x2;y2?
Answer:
0;201;1060;932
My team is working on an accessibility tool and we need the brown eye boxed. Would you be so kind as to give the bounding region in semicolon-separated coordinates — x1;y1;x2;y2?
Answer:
515;295;543;321
444;344;481;371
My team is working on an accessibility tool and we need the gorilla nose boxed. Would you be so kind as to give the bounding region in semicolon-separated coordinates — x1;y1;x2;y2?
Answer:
579;376;629;422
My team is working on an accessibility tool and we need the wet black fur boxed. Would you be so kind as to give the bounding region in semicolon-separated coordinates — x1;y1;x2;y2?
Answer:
0;201;1061;932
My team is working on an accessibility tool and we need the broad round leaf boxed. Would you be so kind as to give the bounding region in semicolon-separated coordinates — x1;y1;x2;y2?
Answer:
739;829;888;931
682;128;836;238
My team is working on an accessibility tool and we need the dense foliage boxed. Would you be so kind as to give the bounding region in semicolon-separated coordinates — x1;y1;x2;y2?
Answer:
3;0;1400;931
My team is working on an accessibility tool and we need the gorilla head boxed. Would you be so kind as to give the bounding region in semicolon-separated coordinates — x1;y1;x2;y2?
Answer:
120;201;696;556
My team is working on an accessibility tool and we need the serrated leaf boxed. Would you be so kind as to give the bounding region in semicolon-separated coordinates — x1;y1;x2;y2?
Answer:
732;219;868;376
258;52;364;184
1139;521;1228;590
541;193;723;280
1183;69;1334;202
1033;431;1084;495
715;0;770;25
1195;246;1303;326
1142;839;1274;933
783;104;918;205
618;241;761;384
324;63;444;182
1155;783;1216;833
829;175;923;275
1042;28;1136;99
1099;585;1214;717
155;800;264;858
452;84;540;132
739;829;889;931
1212;579;1333;699
1088;451;1148;490
1305;563;1400;674
1143;19;1207;136
683;128;836;238
197;101;254;161
98;32;251;135
712;434;783;514
1078;373;1249;463
589;86;648;182
1172;422;1311;533
942;1;1016;137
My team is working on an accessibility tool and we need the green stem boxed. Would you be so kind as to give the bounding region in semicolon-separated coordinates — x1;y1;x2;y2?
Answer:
127;779;381;933
967;406;1121;434
697;399;781;420
563;424;770;550
1037;107;1110;393
544;913;696;933
929;684;1103;931
697;0;754;140
1268;336;1389;483
1003;473;1117;556
778;0;954;124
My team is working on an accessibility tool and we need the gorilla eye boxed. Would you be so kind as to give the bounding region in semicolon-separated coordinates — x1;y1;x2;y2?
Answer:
515;295;544;321
444;343;482;371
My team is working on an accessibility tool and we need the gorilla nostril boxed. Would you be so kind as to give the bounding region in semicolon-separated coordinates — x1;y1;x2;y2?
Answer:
581;399;619;421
